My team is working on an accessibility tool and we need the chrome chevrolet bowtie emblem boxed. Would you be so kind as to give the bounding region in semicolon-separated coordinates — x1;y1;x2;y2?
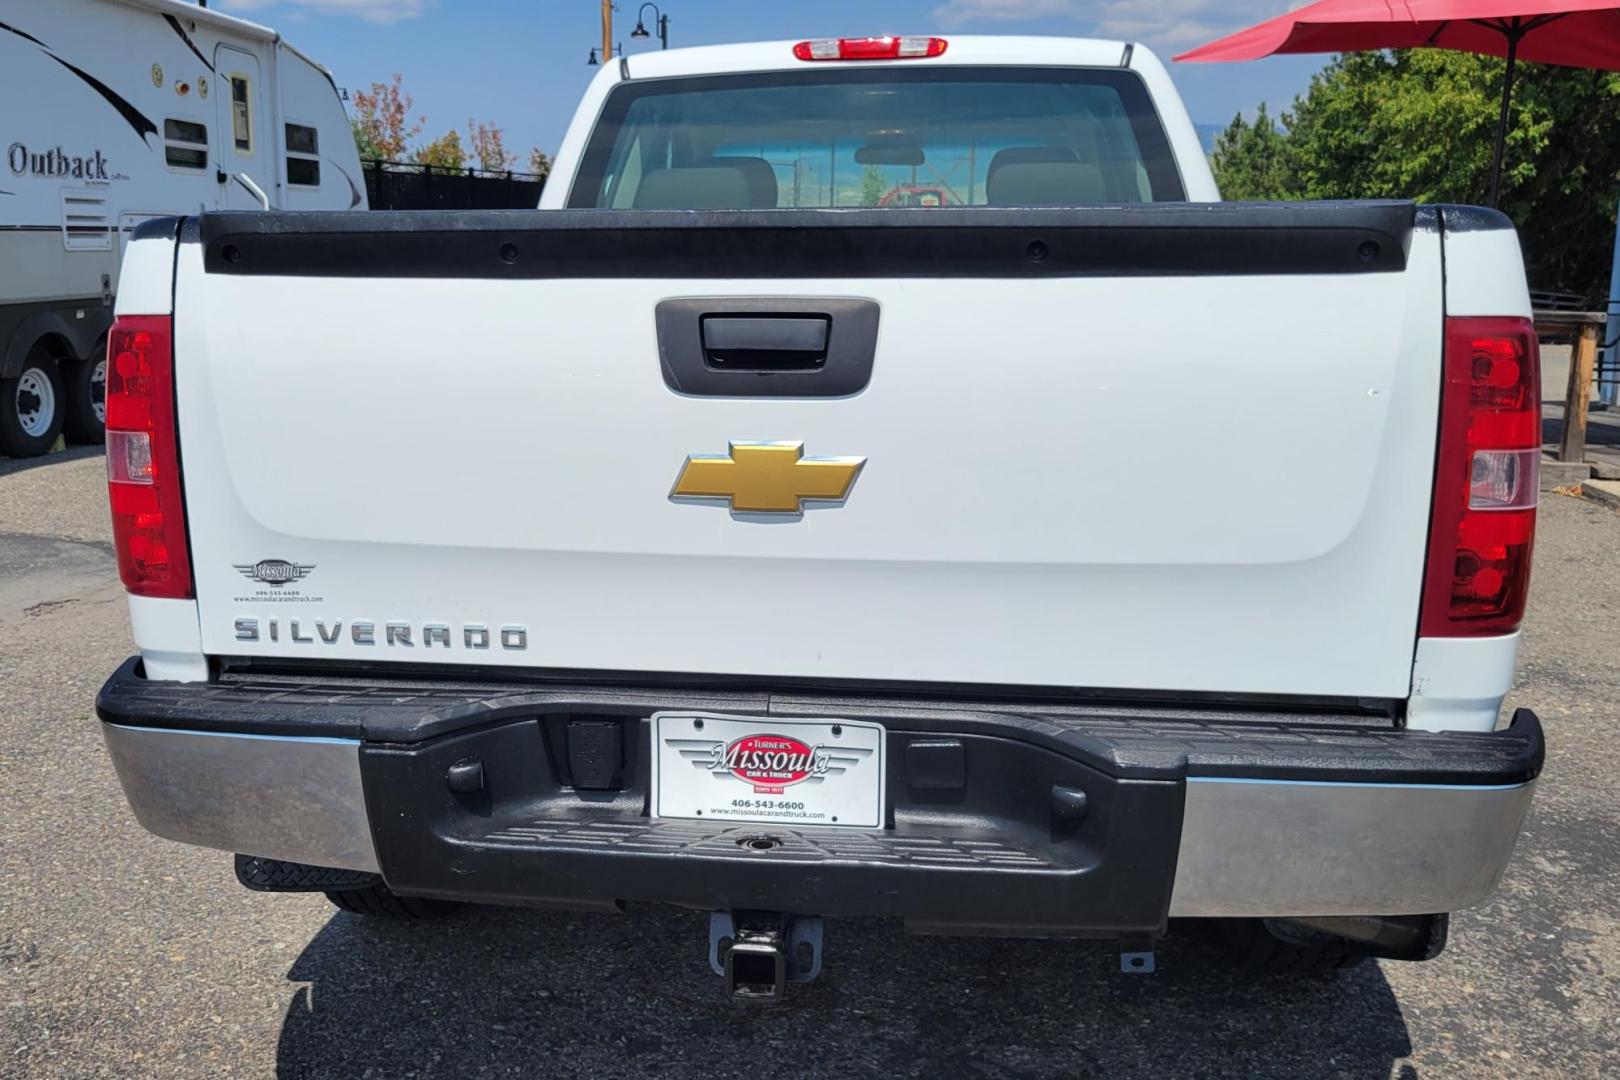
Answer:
670;441;865;515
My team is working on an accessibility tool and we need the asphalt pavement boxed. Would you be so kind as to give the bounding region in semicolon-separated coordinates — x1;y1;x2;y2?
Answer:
2;450;1617;1078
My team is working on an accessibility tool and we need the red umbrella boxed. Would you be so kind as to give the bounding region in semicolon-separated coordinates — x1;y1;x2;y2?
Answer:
1176;1;1620;204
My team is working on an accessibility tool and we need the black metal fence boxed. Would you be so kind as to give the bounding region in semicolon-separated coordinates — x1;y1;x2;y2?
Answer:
1530;289;1589;313
362;160;547;211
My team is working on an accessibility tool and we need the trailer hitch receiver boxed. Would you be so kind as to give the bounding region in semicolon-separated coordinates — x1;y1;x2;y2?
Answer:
709;911;824;1001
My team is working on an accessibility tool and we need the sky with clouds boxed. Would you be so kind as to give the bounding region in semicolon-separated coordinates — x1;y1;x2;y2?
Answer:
210;0;1326;160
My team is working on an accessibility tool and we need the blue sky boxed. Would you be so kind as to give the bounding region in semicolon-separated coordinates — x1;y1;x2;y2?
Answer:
213;0;1328;162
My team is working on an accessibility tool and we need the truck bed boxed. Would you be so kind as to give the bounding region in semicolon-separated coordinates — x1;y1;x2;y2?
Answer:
158;202;1443;700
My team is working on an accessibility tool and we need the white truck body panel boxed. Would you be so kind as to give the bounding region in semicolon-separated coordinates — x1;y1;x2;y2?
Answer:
1407;633;1521;733
1441;226;1535;319
170;232;1446;697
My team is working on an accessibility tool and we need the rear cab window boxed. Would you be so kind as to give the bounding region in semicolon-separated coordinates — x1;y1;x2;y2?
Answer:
568;68;1185;210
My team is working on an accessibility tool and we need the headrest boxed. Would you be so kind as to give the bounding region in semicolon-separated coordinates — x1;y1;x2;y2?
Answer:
986;146;1082;184
986;161;1109;206
633;166;756;210
702;156;779;208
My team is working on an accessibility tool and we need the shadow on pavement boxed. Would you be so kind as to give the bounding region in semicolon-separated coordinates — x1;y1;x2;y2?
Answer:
0;444;102;479
275;905;1412;1078
1544;407;1619;448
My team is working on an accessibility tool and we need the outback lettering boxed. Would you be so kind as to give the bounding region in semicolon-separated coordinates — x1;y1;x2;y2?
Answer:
7;142;109;180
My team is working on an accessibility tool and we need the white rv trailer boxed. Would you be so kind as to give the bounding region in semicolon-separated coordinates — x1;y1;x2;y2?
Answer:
0;0;364;456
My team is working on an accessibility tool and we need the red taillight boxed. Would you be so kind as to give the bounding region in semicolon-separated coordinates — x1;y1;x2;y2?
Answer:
106;314;192;599
792;36;948;61
1419;316;1539;636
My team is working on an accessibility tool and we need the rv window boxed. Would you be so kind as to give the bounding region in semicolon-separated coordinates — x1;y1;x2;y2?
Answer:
286;123;319;155
164;118;209;171
285;123;321;186
230;75;252;153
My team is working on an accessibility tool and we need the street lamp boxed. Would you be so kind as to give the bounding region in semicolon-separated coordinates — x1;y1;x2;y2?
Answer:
630;3;669;49
587;47;600;65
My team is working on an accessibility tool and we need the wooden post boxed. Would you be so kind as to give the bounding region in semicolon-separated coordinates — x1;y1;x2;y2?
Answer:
601;0;613;61
1559;322;1599;463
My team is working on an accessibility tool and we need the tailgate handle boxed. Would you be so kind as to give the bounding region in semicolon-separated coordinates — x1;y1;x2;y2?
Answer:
700;315;830;370
657;298;880;398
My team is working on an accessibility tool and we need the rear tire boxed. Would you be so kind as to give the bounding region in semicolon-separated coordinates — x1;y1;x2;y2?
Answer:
1212;918;1371;974
0;351;66;458
63;342;107;444
325;883;461;918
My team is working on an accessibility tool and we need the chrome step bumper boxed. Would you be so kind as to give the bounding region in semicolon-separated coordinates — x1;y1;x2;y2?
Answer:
97;658;1543;925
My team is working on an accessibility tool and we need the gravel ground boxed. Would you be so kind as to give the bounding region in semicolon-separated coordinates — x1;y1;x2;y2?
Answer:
2;451;1616;1078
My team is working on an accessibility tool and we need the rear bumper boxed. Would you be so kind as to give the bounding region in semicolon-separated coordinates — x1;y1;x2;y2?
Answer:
96;658;1542;930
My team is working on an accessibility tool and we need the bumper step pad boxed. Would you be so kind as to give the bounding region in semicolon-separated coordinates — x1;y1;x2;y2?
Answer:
235;853;379;892
482;818;1052;868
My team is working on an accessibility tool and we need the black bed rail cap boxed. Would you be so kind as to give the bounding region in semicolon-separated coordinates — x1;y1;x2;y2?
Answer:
132;216;183;243
196;200;1417;280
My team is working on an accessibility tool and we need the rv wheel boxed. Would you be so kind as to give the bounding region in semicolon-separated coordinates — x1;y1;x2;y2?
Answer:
0;350;66;458
63;342;108;444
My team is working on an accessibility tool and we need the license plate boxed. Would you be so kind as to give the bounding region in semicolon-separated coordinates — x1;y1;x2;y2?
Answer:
650;712;886;828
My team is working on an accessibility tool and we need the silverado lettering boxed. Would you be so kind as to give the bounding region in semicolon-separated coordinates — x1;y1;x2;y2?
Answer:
233;617;528;649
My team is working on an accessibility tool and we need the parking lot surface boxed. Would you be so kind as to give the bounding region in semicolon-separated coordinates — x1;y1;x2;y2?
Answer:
3;450;1617;1078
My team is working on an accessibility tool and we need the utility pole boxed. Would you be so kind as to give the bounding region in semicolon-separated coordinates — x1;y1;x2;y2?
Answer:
601;0;613;62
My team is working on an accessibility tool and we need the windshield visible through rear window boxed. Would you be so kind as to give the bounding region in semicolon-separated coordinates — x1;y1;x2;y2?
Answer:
568;68;1185;210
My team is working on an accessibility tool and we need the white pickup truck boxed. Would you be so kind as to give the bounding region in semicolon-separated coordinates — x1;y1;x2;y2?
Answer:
97;36;1544;998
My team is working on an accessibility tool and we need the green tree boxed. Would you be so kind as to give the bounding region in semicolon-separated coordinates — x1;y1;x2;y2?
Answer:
414;130;465;170
351;121;383;164
1211;51;1620;299
859;165;887;207
1210;103;1291;200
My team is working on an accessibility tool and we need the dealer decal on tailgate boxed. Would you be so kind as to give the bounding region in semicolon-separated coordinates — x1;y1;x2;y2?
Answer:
651;713;886;828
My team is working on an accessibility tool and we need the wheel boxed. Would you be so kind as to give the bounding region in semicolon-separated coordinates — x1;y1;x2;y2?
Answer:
0;350;66;458
325;883;461;918
1211;918;1371;974
63;341;107;444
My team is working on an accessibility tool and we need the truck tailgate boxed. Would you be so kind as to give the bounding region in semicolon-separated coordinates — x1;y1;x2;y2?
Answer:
171;205;1441;698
